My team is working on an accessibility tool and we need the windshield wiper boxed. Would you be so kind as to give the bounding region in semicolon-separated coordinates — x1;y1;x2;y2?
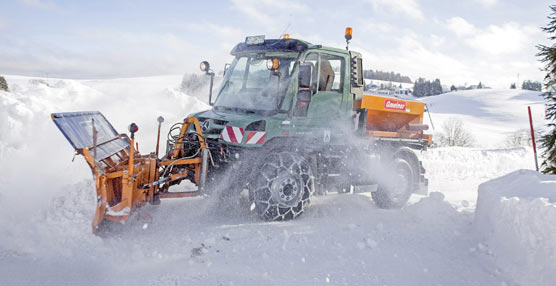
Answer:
215;106;273;115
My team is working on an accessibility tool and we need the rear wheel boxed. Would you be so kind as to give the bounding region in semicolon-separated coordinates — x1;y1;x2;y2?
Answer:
372;158;414;209
252;152;314;220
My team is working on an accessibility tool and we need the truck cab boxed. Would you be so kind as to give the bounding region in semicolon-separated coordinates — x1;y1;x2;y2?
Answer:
193;37;364;149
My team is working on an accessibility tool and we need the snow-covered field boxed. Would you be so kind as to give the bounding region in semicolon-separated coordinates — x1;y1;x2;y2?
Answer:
0;75;554;285
422;88;546;148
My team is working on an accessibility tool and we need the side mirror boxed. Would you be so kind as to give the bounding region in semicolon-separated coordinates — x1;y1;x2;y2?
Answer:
298;63;312;89
223;63;231;76
200;61;215;106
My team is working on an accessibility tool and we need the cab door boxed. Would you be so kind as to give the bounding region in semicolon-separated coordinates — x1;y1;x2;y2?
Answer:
291;51;350;144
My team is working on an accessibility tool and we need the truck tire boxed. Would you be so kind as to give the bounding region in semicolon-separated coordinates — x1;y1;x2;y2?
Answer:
252;152;314;221
372;158;414;209
393;147;421;192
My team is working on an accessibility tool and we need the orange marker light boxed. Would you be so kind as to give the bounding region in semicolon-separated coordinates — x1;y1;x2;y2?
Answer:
345;27;353;41
283;33;290;39
266;58;280;70
273;58;280;69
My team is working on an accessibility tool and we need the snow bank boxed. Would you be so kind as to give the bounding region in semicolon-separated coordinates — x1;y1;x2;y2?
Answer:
421;147;535;208
474;170;556;286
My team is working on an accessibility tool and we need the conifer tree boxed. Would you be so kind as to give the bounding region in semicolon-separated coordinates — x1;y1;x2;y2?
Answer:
0;75;8;92
537;5;556;173
433;79;443;95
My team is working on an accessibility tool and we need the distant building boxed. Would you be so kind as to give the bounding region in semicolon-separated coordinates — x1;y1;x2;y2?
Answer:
394;87;412;96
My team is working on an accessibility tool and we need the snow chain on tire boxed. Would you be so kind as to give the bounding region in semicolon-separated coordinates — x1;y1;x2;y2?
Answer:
252;152;314;221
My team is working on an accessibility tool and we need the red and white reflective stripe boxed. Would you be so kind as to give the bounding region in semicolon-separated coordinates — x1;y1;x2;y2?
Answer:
220;125;244;143
245;131;266;145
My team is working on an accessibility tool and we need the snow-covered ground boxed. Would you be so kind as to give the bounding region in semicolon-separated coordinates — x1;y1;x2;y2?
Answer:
422;88;546;148
0;75;554;285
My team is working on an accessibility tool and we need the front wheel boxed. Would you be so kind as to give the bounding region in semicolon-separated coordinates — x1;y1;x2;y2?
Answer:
251;152;314;221
372;158;414;209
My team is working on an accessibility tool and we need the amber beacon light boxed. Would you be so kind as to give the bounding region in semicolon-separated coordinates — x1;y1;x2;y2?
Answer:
345;27;353;40
345;27;353;50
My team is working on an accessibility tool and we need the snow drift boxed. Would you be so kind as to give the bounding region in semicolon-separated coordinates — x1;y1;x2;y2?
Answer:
475;170;556;286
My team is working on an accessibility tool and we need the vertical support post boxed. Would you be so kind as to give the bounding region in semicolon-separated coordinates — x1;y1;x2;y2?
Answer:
155;126;161;157
128;137;135;175
92;118;98;160
528;106;539;171
426;104;435;130
208;72;215;106
155;116;164;157
199;148;209;193
128;123;138;176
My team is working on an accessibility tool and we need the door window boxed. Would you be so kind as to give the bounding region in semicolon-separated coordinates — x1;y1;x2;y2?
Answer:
319;54;344;93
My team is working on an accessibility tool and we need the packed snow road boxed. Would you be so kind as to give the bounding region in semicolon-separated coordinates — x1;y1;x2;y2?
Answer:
0;183;513;285
0;76;549;285
0;147;533;285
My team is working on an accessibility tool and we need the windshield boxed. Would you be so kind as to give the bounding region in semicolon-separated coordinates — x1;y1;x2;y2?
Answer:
214;54;297;112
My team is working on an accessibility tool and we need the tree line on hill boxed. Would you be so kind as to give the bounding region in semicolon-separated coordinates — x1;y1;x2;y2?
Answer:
413;78;443;97
363;69;412;83
511;80;542;91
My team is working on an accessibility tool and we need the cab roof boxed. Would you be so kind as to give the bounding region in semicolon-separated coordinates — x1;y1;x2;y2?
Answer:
230;38;347;56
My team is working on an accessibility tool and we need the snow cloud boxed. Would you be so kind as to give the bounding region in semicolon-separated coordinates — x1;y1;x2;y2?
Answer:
0;0;547;87
359;32;475;85
446;17;541;56
20;0;56;10
0;30;200;78
230;0;308;28
446;17;476;37
353;14;544;88
474;0;498;7
366;0;424;20
465;23;540;56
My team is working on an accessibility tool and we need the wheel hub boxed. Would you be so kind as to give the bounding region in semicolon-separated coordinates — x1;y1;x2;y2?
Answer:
270;172;302;207
390;167;410;202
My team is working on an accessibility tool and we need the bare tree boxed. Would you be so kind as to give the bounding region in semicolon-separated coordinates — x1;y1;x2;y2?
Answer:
504;128;544;148
436;117;474;147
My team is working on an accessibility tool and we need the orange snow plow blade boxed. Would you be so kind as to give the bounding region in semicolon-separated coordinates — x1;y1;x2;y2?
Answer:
51;112;208;234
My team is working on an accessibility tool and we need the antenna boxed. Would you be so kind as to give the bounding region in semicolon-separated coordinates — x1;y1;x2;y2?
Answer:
280;18;292;39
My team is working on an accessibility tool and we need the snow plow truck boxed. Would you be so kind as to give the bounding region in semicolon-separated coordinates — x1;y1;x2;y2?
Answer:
52;28;432;234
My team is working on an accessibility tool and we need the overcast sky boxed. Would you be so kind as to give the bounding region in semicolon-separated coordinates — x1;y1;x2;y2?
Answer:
0;0;552;88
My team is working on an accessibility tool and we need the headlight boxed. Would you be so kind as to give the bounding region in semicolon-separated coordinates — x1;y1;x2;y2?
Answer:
200;61;210;72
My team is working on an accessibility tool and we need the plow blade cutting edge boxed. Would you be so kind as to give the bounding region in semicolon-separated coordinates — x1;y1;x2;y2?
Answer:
51;111;208;234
